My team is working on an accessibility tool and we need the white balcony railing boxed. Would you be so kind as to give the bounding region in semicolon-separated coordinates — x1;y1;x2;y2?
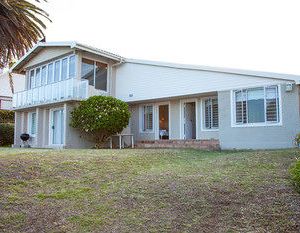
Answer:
13;79;89;108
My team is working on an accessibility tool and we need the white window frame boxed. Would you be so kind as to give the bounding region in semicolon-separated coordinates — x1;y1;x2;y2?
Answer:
49;107;65;147
231;85;282;127
28;111;37;137
81;57;109;93
27;54;76;90
201;97;219;131
179;98;198;139
140;104;154;133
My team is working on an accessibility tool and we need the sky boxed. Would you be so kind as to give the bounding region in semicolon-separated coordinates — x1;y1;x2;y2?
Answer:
40;0;300;75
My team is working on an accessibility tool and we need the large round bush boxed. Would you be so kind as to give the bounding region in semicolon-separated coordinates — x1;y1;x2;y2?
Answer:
70;96;130;146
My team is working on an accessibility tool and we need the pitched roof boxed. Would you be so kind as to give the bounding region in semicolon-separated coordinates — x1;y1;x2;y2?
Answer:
10;41;123;72
10;41;300;84
125;59;300;84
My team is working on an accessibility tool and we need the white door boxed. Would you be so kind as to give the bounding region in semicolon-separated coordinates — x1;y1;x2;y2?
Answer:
51;109;64;145
184;102;196;139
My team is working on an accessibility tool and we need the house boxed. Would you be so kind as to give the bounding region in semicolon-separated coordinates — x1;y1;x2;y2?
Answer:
10;41;300;149
0;71;25;110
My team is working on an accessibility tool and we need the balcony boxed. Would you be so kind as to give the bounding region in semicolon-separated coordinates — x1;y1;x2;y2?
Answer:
13;79;89;109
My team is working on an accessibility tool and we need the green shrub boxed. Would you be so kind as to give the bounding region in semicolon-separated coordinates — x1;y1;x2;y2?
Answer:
70;96;130;147
0;110;14;123
0;123;14;146
290;159;300;193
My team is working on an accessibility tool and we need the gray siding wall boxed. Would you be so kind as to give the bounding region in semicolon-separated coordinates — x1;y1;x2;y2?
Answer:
64;103;94;149
218;84;300;149
129;95;220;142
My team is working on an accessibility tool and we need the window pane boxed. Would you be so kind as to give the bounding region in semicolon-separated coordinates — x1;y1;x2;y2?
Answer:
266;86;279;122
81;58;94;85
61;58;68;81
212;98;219;128
41;66;47;86
54;61;61;82
47;63;53;84
35;68;41;87
143;105;153;131
247;88;265;123
69;55;76;78
31;113;37;135
95;62;107;91
204;99;212;129
29;70;35;89
235;90;247;123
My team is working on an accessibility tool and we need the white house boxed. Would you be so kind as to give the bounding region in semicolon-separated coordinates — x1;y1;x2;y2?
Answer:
0;71;25;110
10;41;300;149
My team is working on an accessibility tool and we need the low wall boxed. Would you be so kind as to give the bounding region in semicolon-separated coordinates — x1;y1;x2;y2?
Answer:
136;139;220;150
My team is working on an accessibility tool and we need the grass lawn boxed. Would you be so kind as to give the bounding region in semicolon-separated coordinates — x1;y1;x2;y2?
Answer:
0;148;300;232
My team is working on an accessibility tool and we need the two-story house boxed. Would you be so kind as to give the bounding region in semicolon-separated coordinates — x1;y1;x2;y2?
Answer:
10;41;300;149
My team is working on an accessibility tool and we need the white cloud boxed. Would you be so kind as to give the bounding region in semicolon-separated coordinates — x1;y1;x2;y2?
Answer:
41;0;300;74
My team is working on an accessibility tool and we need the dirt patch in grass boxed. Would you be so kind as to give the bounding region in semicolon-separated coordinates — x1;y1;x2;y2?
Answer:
0;148;300;232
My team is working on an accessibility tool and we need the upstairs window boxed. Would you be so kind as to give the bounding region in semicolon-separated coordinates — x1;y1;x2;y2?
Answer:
204;98;219;129
234;86;280;125
69;55;76;78
81;58;108;92
41;66;47;86
27;55;76;89
47;63;54;84
61;58;68;81
142;105;153;132
54;60;60;82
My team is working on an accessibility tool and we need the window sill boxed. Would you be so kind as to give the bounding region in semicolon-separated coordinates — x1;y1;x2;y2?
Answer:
140;130;155;134
231;122;282;128
201;128;219;132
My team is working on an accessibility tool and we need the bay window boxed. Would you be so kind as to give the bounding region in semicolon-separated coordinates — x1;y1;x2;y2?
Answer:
27;54;76;89
233;86;280;125
204;97;219;129
81;58;108;92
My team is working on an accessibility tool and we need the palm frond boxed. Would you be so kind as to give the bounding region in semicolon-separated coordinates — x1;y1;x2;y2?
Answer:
0;0;51;69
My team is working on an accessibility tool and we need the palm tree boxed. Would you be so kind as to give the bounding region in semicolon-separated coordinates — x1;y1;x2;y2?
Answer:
0;0;51;70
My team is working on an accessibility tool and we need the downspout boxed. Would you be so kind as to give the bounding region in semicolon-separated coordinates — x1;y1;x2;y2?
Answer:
110;58;125;96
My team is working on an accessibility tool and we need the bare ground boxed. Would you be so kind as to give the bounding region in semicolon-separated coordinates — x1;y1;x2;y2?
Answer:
0;148;299;232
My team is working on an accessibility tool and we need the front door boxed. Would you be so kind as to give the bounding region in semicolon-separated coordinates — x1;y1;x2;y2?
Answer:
51;109;64;145
184;102;196;139
159;105;169;139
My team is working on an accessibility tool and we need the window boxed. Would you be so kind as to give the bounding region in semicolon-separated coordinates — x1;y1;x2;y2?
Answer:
29;70;35;89
204;98;218;129
81;58;108;91
69;55;76;78
234;86;280;125
81;58;94;85
142;105;153;131
54;60;61;82
28;112;37;136
35;68;41;87
95;61;107;91
26;55;76;89
41;66;47;86
61;58;68;80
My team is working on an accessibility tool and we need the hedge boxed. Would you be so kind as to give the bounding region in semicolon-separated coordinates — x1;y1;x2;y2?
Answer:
0;110;14;123
0;123;14;146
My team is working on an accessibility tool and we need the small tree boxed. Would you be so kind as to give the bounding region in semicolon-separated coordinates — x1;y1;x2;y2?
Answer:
70;96;130;147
